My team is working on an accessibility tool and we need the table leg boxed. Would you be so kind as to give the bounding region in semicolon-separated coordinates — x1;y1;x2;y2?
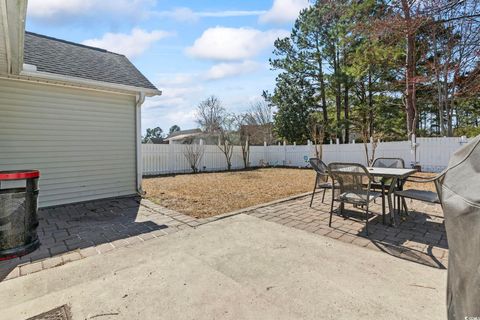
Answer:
381;182;386;224
397;179;401;216
387;177;398;227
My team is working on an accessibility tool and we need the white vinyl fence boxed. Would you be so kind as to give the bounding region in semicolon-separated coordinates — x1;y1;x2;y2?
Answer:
142;137;469;175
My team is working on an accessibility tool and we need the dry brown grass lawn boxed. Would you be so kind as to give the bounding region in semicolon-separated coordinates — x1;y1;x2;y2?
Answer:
143;168;436;218
143;168;316;218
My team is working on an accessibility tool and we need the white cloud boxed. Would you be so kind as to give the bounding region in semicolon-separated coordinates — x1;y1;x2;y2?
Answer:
156;73;198;86
28;0;155;23
152;7;266;22
28;0;94;17
259;0;310;24
149;73;203;109
27;0;155;22
196;10;266;18
205;61;261;80
162;7;200;23
186;27;289;61
82;28;172;58
142;84;203;131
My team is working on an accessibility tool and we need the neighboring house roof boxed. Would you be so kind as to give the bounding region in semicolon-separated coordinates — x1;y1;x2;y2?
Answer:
165;129;203;141
23;31;158;91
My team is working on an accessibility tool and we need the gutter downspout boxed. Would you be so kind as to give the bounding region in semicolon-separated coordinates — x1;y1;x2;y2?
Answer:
135;92;146;195
1;0;12;73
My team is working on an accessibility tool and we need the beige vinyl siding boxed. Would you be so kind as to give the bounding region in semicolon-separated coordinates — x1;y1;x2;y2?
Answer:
0;78;137;207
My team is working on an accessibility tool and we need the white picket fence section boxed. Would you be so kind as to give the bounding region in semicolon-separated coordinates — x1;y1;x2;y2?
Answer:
142;137;468;175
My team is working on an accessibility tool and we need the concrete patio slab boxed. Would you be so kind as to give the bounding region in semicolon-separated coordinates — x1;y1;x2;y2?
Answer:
0;214;446;320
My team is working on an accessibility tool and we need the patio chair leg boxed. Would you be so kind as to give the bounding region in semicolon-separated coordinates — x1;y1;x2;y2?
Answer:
309;176;317;207
321;188;326;203
365;204;369;236
381;195;386;225
381;184;386;224
387;193;395;226
402;197;409;216
329;196;335;227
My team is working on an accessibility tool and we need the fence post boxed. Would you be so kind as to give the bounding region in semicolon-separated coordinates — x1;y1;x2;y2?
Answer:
264;141;267;166
169;144;176;173
199;139;205;172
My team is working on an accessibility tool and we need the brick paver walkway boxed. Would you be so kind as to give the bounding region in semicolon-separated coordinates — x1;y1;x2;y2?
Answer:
0;197;197;281
247;191;448;269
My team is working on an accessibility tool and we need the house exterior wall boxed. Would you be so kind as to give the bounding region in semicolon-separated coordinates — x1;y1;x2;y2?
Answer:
0;78;137;207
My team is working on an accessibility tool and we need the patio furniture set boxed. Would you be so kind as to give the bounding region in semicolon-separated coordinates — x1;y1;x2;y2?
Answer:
309;158;444;235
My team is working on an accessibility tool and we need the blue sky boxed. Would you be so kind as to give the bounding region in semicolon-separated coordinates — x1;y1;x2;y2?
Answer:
26;0;309;135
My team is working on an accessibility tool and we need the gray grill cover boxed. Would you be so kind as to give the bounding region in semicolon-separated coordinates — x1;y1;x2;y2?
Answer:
441;134;480;319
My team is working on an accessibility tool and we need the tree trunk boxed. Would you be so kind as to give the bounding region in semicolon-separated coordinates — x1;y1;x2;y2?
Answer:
334;47;342;143
432;29;445;136
344;81;349;143
443;62;453;136
316;37;328;131
319;63;328;128
368;70;374;136
401;0;417;140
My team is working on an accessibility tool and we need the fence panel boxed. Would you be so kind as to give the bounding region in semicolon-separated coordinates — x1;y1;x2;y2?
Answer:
142;137;467;175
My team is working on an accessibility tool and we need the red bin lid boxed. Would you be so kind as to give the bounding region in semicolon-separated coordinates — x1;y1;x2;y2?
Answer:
0;170;40;180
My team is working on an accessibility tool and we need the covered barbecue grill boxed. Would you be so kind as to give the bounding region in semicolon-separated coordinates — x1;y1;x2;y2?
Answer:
0;170;40;260
440;134;480;320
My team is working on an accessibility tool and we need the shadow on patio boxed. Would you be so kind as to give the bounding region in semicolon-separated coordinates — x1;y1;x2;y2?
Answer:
248;191;448;269
0;196;185;281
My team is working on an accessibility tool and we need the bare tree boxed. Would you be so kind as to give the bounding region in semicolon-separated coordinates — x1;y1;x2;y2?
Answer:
236;114;250;168
218;115;238;171
196;96;225;133
308;112;325;159
360;125;383;166
245;100;275;145
183;141;205;173
247;100;273;125
195;96;238;170
425;0;480;136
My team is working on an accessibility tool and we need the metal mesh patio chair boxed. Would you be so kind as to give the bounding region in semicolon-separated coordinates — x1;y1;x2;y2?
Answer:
394;171;445;208
328;162;383;235
371;157;405;223
372;158;405;169
309;158;336;206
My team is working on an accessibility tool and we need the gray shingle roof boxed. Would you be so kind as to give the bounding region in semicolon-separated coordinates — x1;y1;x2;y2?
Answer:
24;31;158;91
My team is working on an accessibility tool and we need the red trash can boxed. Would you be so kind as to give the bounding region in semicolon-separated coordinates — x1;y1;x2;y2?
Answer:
0;170;41;260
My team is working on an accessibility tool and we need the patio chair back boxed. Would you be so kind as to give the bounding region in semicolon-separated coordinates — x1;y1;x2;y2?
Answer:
372;157;405;168
328;162;373;205
309;158;329;184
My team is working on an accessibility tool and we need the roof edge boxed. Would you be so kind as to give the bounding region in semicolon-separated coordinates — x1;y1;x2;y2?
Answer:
25;31;117;55
19;69;162;97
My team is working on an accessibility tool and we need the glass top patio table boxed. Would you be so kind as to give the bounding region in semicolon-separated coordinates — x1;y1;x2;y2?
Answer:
366;167;417;179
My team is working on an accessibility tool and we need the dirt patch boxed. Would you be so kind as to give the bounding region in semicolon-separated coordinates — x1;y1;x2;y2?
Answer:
143;168;437;218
